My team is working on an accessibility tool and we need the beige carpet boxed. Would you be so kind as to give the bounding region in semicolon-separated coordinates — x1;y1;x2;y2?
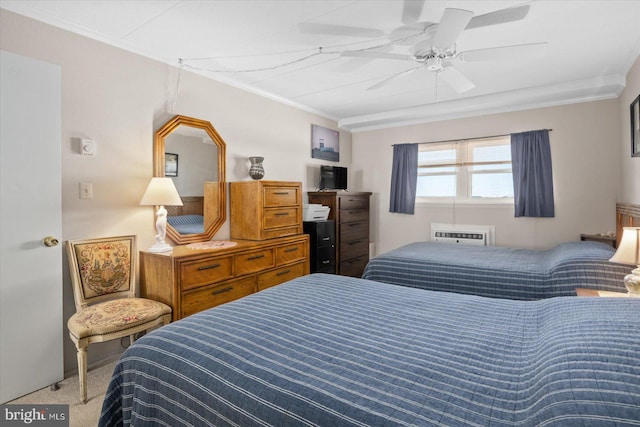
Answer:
7;360;117;427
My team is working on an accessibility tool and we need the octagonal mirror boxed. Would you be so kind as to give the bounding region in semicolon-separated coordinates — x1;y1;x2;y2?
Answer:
154;115;226;245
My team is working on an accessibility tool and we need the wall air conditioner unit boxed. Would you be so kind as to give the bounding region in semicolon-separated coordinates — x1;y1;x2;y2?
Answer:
430;223;495;246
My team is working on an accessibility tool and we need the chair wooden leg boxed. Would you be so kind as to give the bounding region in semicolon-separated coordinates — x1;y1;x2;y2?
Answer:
76;346;87;404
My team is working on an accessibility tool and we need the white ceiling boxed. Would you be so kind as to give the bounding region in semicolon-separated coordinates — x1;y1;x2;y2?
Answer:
2;0;640;132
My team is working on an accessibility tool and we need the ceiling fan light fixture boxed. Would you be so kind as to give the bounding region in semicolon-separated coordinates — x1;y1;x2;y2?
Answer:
426;57;442;71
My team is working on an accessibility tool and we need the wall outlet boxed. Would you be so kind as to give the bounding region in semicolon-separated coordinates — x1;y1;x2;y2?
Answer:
80;182;93;199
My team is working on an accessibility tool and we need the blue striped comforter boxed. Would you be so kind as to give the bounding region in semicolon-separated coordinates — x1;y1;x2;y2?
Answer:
362;241;629;300
99;274;640;426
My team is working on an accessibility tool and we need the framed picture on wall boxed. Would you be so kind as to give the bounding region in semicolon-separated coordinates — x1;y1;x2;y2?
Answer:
632;95;640;157
311;124;340;162
165;152;178;177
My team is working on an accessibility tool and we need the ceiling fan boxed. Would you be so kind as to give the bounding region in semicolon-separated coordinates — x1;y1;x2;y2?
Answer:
299;2;546;93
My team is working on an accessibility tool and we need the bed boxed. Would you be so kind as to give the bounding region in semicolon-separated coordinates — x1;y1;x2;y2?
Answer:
167;214;205;234
166;195;205;234
362;203;640;300
99;273;640;426
361;241;630;300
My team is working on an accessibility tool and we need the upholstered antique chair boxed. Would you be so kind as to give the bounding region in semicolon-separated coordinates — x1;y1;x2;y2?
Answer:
66;235;172;403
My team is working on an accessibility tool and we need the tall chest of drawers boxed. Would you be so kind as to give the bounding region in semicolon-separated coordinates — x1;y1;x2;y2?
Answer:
307;191;371;277
230;181;302;240
140;234;309;321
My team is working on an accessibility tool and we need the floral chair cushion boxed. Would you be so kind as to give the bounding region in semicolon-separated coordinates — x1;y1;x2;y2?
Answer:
73;239;132;299
67;298;171;340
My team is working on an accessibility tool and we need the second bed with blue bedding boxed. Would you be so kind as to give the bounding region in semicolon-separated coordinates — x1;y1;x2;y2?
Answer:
362;241;629;300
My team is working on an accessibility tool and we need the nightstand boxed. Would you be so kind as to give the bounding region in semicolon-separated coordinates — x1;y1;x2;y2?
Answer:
576;288;628;297
580;233;616;248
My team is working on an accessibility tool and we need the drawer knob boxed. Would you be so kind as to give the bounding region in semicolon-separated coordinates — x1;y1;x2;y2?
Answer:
247;254;265;260
212;286;233;295
285;247;298;252
198;263;221;271
322;260;331;264
274;191;290;195
276;269;291;276
274;212;289;217
321;237;331;241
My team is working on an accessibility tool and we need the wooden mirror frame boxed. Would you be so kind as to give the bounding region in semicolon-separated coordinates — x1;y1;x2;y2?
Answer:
154;115;226;245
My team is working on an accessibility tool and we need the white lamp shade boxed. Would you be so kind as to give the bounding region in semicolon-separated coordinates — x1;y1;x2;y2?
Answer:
140;177;183;206
610;227;640;265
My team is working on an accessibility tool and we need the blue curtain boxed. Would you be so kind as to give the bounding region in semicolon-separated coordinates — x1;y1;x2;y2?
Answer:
389;143;418;214
511;130;555;217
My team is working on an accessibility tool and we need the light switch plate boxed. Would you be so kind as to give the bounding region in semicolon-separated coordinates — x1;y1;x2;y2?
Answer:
80;182;93;199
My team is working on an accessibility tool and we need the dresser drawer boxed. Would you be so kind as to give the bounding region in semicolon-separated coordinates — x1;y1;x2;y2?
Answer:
339;197;369;210
180;255;234;291
181;276;256;317
339;254;369;277
257;262;306;291
340;221;368;242
340;238;369;261
236;248;274;275
262;226;301;239
276;241;307;265
264;207;300;229
264;187;299;207
339;208;368;223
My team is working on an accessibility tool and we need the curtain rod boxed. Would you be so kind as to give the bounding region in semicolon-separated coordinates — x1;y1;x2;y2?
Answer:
393;129;553;146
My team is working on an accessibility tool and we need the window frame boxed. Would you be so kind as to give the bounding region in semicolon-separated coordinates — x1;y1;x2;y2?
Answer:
416;136;514;205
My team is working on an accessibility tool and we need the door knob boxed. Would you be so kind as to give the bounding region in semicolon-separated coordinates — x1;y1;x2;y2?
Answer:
42;236;60;247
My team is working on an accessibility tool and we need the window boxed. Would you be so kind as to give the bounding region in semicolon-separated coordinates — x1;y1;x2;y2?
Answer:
416;136;513;203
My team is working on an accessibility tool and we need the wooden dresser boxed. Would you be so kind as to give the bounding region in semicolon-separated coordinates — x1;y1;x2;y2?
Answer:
140;234;309;321
307;191;371;277
230;181;303;240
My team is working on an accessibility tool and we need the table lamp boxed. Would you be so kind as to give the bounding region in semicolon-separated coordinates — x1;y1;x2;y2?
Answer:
609;227;640;296
140;177;183;252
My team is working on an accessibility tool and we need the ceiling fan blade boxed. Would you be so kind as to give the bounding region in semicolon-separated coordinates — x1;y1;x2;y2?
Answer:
298;22;384;38
341;50;412;61
334;46;393;72
368;67;421;90
466;5;530;30
401;0;426;24
458;43;548;62
389;21;435;45
438;67;475;93
433;8;474;49
334;58;373;72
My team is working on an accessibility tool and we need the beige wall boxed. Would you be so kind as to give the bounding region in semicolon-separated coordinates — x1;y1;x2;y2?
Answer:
0;10;351;373
353;98;626;254
619;56;640;204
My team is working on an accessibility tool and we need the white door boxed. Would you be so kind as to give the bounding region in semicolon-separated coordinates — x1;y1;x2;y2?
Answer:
0;50;63;403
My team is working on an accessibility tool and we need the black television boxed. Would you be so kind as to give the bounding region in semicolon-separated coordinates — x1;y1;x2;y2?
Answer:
319;165;347;190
